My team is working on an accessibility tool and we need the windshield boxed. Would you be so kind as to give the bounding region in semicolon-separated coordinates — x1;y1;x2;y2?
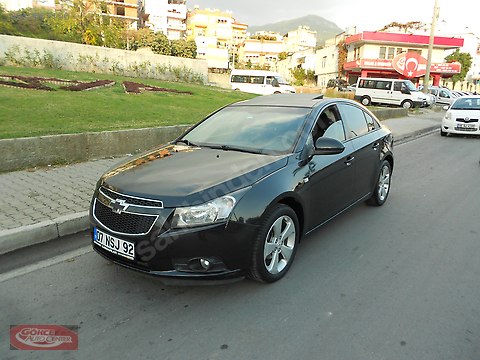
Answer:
274;76;289;85
405;80;417;92
451;97;480;110
181;106;310;154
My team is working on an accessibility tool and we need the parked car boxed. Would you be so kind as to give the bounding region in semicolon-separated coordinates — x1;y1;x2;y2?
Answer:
90;94;394;284
230;69;296;95
428;86;457;106
354;77;428;108
441;95;480;136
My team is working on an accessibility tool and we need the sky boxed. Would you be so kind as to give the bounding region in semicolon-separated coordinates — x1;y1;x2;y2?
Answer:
188;0;479;36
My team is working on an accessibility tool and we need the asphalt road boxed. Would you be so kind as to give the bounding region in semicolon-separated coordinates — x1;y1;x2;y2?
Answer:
1;132;479;360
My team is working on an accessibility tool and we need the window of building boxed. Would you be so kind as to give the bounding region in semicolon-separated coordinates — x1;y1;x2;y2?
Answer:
407;48;422;55
379;47;386;59
387;47;395;59
396;47;403;55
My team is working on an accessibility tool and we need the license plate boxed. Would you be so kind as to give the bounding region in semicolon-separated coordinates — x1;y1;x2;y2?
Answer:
456;123;476;129
94;228;135;260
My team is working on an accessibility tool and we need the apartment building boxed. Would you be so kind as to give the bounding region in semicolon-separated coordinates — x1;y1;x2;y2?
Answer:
143;0;187;40
284;26;317;53
187;7;247;69
100;0;140;29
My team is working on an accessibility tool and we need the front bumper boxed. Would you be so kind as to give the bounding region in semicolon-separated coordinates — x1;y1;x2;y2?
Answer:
441;119;480;135
90;216;258;283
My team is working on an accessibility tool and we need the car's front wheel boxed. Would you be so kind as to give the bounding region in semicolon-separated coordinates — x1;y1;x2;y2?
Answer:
366;160;392;206
248;204;299;283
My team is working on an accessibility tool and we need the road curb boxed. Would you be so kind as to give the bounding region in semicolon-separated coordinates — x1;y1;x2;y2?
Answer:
0;212;89;255
393;125;439;145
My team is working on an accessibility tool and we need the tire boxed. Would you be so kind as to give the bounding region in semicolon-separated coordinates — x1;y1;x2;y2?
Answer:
248;204;299;283
273;91;281;94
401;100;413;109
440;128;447;137
366;160;392;206
361;96;371;106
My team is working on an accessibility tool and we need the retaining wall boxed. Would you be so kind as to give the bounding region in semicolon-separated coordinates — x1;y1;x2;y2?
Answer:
0;125;191;173
0;35;208;83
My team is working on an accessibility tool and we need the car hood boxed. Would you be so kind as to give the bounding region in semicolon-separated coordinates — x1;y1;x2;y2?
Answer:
100;144;288;207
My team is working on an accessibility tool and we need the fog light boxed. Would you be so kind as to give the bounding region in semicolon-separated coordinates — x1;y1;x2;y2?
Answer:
200;258;211;270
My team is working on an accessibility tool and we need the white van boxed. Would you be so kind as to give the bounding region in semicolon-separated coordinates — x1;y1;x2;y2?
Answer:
354;77;428;109
230;70;296;95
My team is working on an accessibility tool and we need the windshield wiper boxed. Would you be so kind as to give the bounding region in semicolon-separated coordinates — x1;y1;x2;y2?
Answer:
208;144;264;155
175;139;199;147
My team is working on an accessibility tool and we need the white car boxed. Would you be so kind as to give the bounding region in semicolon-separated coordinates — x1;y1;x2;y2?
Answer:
441;96;480;136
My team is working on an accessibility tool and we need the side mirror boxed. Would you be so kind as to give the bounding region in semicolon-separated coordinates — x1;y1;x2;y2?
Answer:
442;105;449;111
314;137;345;155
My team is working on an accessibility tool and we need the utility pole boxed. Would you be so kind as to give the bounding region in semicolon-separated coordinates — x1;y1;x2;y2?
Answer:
423;0;440;93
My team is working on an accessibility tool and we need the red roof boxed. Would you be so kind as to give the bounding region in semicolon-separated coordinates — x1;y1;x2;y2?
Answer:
345;31;464;48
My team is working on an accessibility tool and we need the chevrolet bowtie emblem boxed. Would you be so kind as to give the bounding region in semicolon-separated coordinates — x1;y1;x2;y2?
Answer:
110;199;129;214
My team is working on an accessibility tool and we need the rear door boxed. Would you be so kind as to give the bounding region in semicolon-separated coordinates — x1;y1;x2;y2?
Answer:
338;103;381;201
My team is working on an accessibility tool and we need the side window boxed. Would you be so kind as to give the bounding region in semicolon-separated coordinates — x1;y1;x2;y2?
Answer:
363;112;377;131
393;82;402;91
250;76;265;84
312;105;346;143
376;81;391;90
339;104;369;138
266;76;274;85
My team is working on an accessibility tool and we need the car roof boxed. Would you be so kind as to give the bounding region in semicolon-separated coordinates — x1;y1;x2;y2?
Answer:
231;94;327;108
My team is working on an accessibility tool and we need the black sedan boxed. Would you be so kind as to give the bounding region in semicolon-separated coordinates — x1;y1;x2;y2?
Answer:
90;94;394;284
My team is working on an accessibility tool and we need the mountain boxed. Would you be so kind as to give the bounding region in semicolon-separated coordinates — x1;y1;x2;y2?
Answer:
247;15;343;45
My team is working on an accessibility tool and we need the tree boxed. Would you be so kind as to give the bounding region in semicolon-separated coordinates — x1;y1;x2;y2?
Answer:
291;67;306;86
150;32;171;55
336;39;347;77
278;52;288;61
378;21;426;33
170;39;197;58
0;5;16;35
445;50;472;88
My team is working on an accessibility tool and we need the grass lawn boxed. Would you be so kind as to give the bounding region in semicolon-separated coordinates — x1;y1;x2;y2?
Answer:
0;66;256;139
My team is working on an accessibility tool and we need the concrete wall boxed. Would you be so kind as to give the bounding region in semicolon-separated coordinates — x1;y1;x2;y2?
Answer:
0;35;208;83
0;125;191;173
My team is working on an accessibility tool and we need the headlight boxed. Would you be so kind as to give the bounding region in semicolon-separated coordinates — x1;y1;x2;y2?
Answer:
172;186;251;228
445;111;452;120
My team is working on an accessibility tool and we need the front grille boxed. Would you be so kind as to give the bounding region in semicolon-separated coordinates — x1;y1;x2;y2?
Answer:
94;200;157;235
100;187;163;208
456;118;479;123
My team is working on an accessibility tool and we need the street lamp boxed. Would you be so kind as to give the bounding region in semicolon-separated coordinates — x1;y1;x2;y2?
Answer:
423;0;440;93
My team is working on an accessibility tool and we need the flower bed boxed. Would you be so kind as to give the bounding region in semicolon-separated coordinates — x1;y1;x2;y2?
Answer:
122;81;193;95
60;80;115;91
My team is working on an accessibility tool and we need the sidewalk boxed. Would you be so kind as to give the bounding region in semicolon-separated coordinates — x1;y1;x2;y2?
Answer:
0;109;443;254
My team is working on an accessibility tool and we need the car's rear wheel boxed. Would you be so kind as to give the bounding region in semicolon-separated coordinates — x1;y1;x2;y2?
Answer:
366;160;392;206
361;96;371;106
248;204;299;283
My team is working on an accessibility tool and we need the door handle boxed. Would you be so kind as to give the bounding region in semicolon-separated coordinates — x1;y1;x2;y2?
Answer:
372;142;380;150
344;156;355;166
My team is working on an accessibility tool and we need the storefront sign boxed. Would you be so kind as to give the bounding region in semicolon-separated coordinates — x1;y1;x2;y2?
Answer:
392;52;427;78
